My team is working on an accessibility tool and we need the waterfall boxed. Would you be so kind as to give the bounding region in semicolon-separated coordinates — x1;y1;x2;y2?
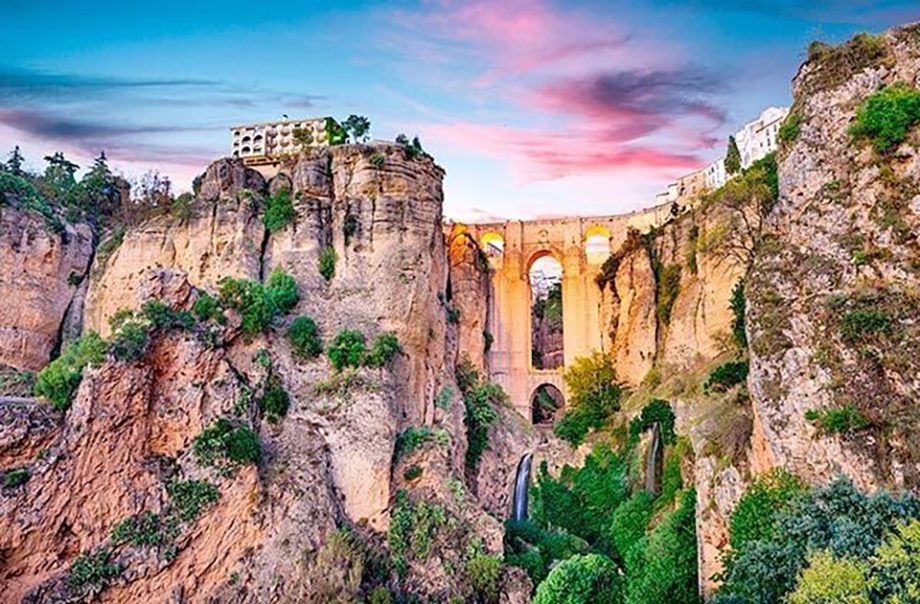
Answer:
645;422;663;496
511;453;534;522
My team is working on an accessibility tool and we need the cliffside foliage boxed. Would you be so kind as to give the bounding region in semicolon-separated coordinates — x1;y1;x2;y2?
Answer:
33;331;107;410
516;430;698;603
218;267;300;339
730;280;747;350
629;399;676;445
804;33;890;94
555;352;623;446
263;187;294;232
286;316;322;359
716;476;920;603
533;553;622;604
67;548;123;591
327;329;400;372
319;246;337;281
193;418;261;472
704;361;749;393
3;467;30;488
850;84;920;152
725;135;741;175
655;263;682;325
778;111;802;145
804;403;871;435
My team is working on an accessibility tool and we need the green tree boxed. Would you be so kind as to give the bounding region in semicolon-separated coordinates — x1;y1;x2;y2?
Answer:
868;519;920;603
6;145;25;176
554;352;622;445
286;316;322;359
534;553;623;604
343;115;371;143
787;550;870;604
725;135;741;175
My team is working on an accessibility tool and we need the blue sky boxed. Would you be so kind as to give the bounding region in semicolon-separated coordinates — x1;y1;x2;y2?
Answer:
1;1;918;220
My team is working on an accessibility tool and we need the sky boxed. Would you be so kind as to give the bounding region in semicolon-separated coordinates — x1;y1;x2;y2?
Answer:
1;1;918;221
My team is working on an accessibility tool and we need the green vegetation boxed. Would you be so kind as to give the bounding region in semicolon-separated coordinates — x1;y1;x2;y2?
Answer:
167;479;221;522
456;361;504;473
730;280;747;350
850;84;920;153
263;187;295;232
319;246;336;281
286;316;322;359
193;292;226;324
325;118;348;145
725;135;741;175
629;399;676;445
365;332;401;368
841;309;893;343
403;465;423;481
67;547;123;590
656;263;682;325
387;489;447;576
394;427;435;461
218;268;299;340
804;33;889;94
328;329;367;371
466;554;501;603
704;361;748;394
3;467;30;488
595;228;649;292
260;379;290;423
342;115;371;143
343;211;359;242
534;554;622;604
554;352;623;446
610;490;654;561
716;476;920;603
193;418;261;471
111;511;165;547
804;403;871;434
395;134;426;159
34;332;107;410
777;111;802;145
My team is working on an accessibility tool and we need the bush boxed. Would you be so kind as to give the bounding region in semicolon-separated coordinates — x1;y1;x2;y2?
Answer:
327;329;367;371
729;468;804;551
286;316;322;359
555;352;622;445
611;490;653;560
624;489;699;604
266;267;300;313
628;399;676;445
111;511;164;546
778;111;802;145
403;465;423;481
167;479;221;522
319;246;336;281
34;331;107;410
140;299;195;331
730;280;747;350
263;187;294;232
387;490;447;576
108;320;149;362
67;547;123;589
868;519;920;602
193;418;261;469
850;84;920;153
466;554;501;603
193;291;226;324
3;467;30;488
787;550;870;604
395;427;434;461
704;361;748;393
534;553;622;604
463;381;503;472
841;309;893;343
804;403;871;434
365;332;401;368
260;379;290;423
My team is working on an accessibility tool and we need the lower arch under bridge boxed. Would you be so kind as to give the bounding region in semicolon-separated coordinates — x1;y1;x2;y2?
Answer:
457;203;676;422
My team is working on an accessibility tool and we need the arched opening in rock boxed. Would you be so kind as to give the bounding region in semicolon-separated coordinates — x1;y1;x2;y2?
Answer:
528;253;563;370
584;226;612;265
531;383;564;425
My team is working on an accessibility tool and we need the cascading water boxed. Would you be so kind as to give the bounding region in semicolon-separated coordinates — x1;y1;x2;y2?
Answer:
645;422;662;496
511;453;534;522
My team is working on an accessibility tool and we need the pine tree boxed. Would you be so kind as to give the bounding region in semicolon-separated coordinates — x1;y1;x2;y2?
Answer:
6;146;25;176
725;135;741;175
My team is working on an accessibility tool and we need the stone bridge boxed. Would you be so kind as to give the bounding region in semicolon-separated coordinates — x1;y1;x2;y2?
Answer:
461;201;677;420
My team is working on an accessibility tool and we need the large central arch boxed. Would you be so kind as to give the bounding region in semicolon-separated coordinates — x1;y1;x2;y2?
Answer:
462;206;674;420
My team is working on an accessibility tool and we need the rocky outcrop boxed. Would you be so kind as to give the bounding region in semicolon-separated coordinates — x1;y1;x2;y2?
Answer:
0;209;93;370
447;227;491;371
609;246;657;384
748;23;920;491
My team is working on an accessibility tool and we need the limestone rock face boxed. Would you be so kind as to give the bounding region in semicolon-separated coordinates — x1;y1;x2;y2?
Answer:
748;24;920;491
0;209;93;370
611;246;657;384
84;158;266;337
447;227;491;370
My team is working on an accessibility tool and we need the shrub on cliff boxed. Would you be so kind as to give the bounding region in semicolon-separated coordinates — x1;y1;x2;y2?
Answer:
67;547;123;590
319;246;336;281
730;280;747;350
286;316;322;359
218;268;299;339
365;332;401;368
804;403;871;435
555;352;622;446
34;331;107;410
193;418;261;471
610;490;654;561
466;554;501;602
850;84;920;153
260;378;290;423
628;399;676;445
534;553;622;604
263;187;294;232
327;329;367;371
728;468;804;552
704;361;748;393
463;380;502;472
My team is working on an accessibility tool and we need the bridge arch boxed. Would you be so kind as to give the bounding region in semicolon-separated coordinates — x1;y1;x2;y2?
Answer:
531;383;564;425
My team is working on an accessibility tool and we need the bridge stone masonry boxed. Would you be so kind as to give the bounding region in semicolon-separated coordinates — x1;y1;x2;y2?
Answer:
452;200;681;421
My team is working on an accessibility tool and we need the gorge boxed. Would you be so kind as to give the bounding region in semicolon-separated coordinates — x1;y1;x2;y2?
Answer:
2;21;920;604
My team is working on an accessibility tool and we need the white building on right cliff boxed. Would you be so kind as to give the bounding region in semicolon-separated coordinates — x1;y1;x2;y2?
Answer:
702;105;789;191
